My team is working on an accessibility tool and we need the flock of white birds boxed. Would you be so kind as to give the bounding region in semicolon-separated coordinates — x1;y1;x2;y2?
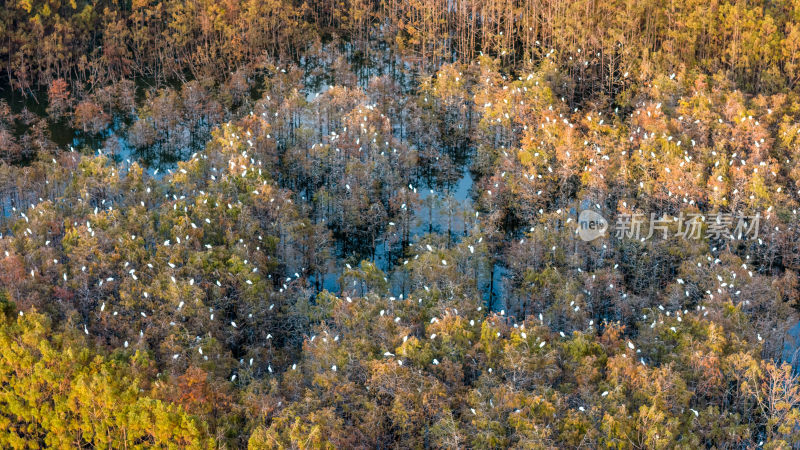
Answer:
0;61;787;403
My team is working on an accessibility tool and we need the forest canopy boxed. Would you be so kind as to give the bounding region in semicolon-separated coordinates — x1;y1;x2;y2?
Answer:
1;0;800;448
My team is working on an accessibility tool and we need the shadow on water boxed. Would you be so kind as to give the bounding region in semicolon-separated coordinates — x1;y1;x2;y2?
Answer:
313;165;502;302
2;85;79;149
1;81;188;176
784;322;800;372
490;263;509;312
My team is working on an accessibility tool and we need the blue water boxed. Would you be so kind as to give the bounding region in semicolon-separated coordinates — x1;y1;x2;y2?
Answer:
314;167;483;297
784;322;800;370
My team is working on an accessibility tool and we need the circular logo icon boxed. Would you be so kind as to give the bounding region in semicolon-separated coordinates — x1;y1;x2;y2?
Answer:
578;210;608;241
